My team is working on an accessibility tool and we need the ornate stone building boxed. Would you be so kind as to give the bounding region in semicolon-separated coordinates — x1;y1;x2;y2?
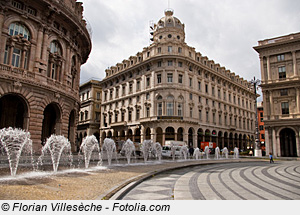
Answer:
100;9;256;151
0;0;91;152
254;32;300;157
77;79;102;150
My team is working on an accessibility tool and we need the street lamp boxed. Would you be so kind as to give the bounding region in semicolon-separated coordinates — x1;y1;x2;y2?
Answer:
250;76;262;157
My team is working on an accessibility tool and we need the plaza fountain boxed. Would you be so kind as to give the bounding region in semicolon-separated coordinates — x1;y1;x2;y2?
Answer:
180;145;188;160
78;135;102;168
215;146;220;160
204;146;210;159
153;142;162;161
102;138;117;166
0;127;34;176
222;147;229;159
38;135;73;172
141;140;153;162
234;147;239;159
193;147;201;160
121;139;135;164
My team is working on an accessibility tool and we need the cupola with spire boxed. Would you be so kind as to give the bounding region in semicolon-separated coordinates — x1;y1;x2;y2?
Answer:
152;9;185;44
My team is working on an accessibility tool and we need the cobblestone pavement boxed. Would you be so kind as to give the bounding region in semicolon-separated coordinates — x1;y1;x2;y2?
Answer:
120;161;300;200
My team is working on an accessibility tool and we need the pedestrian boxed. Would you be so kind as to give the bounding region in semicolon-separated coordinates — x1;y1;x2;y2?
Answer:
189;146;194;157
269;153;274;163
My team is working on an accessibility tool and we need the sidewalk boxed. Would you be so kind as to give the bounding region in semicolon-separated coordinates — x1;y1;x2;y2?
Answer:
0;157;266;200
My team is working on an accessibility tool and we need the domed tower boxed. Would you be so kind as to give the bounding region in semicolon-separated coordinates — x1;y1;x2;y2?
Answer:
0;0;91;152
152;9;185;44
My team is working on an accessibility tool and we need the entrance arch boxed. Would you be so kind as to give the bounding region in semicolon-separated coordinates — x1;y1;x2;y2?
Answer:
145;127;151;140
280;128;297;157
188;128;194;147
177;127;184;141
0;94;29;129
156;127;163;144
41;103;61;144
165;127;175;141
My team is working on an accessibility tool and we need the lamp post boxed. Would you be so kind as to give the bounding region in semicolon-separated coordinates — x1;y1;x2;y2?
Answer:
251;76;262;157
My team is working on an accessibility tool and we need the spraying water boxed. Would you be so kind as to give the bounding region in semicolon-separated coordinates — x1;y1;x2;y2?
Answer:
38;135;73;172
222;147;229;159
204;146;210;159
141;140;153;162
153;142;162;161
102;138;117;166
180;145;188;160
215;147;220;160
193;147;201;160
79;135;102;168
234;147;239;159
121;139;135;164
0;127;34;176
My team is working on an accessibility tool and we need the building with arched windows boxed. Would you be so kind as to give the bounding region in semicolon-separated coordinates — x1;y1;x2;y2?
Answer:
100;9;256;151
254;32;300;157
0;0;91;152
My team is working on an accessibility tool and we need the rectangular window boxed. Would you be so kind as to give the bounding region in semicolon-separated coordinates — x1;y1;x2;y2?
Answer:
136;81;140;91
158;47;161;53
167;73;173;83
146;107;150;118
167;102;174;116
278;66;286;80
199;96;201;103
206;111;209;122
205;84;208;93
122;85;126;95
259;125;264;131
199;110;202;121
178;62;183;67
190;108;193;118
4;46;9;64
146;77;150;87
261;134;265;139
277;54;284;62
136;109;140;120
157;61;162;67
212;86;215;96
280;89;288;96
178;74;183;83
168;46;172;53
168;60;173;66
198;81;201;91
178;104;182;116
213;113;216;124
189;78;193;87
115;113;118;122
190;93;193;100
129;83;133;93
157;74;162;84
158;103;162;116
96;92;101;100
128;111;132;121
178;47;182;53
219;114;222;125
12;48;21;67
281;102;289;115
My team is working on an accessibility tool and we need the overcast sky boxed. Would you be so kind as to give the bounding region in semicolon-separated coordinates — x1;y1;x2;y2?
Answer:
80;0;300;91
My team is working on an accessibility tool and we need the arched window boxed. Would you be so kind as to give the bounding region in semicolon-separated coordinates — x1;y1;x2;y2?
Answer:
4;22;31;69
167;95;174;116
9;22;31;40
47;41;62;81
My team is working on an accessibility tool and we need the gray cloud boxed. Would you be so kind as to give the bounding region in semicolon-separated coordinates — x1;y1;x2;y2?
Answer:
81;0;300;88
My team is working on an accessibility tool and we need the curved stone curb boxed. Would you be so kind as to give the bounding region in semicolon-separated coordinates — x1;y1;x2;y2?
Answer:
98;159;264;200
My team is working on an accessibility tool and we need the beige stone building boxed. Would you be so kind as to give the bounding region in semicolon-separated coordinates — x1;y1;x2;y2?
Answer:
77;79;102;150
0;0;91;152
100;9;256;151
254;32;300;157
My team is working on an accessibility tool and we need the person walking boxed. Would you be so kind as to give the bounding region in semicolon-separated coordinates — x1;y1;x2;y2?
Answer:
269;152;274;163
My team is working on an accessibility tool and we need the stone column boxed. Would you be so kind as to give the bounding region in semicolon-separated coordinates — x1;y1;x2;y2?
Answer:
35;27;44;61
269;91;274;117
0;11;5;60
264;128;270;156
260;56;265;82
41;30;49;62
292;51;298;77
267;56;271;81
296;87;300;114
276;134;281;157
296;134;300;157
272;128;277;157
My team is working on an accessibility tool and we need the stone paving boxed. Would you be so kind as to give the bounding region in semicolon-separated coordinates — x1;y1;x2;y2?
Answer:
117;161;300;200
